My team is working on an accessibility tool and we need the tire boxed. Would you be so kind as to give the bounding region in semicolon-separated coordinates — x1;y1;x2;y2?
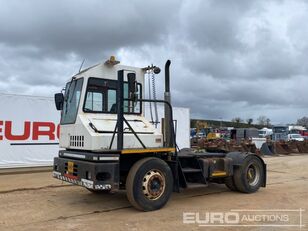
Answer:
225;176;238;191
126;157;173;211
233;155;264;193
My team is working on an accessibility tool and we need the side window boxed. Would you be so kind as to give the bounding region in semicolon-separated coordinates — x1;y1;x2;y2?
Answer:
83;77;141;114
123;83;129;113
123;83;141;113
134;84;141;112
108;89;116;112
84;92;104;111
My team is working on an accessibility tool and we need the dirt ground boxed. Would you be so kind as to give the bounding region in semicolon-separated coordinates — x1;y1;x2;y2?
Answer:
0;154;307;231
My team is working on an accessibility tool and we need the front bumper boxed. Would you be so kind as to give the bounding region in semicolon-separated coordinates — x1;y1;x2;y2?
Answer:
53;171;106;189
53;152;120;191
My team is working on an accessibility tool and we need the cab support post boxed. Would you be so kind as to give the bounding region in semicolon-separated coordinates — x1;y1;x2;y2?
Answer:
117;70;124;150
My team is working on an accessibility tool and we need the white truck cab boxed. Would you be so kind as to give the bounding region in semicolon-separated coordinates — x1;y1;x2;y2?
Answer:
58;58;163;151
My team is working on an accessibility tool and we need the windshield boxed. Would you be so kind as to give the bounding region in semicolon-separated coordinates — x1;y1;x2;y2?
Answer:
61;78;84;124
291;134;301;138
273;127;287;133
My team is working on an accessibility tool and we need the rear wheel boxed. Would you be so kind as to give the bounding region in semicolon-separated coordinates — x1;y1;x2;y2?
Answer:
233;155;264;193
126;157;173;211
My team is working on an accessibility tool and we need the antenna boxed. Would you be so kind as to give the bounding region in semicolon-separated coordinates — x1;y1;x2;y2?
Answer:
78;59;85;73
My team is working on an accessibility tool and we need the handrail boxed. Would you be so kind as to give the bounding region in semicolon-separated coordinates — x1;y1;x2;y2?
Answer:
125;98;177;152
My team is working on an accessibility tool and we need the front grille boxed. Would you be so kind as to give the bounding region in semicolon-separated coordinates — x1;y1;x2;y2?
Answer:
70;135;84;147
64;162;78;176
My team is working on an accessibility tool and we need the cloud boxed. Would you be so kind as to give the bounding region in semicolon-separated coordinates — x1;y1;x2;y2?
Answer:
0;0;179;59
0;0;308;124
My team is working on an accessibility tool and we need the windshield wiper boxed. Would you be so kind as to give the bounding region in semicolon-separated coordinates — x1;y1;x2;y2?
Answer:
64;77;77;115
69;79;77;104
64;77;76;102
84;108;94;112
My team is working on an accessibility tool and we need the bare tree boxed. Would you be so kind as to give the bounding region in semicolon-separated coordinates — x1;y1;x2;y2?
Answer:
266;118;271;127
246;118;253;125
297;116;308;128
231;117;243;123
257;115;269;126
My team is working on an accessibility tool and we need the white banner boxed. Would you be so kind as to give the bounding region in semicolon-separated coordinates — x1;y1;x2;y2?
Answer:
0;93;60;168
0;93;190;168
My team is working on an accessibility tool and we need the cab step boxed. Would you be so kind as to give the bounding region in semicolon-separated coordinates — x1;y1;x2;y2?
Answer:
178;155;207;188
182;167;203;173
186;182;208;189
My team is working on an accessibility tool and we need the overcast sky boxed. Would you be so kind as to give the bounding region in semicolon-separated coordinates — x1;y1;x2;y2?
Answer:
0;0;307;124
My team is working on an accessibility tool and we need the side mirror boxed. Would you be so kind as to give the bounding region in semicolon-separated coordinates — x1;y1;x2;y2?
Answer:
127;73;137;93
127;73;137;101
54;93;64;110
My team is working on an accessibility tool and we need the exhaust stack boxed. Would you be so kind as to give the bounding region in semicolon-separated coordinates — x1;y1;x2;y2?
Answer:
164;60;173;147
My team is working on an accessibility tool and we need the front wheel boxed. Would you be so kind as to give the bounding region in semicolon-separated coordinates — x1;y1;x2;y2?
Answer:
126;157;173;211
233;155;265;193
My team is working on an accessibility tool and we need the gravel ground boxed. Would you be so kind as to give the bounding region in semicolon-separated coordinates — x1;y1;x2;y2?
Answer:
0;154;307;231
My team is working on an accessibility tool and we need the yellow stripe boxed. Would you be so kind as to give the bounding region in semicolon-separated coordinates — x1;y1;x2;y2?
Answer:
211;171;227;177
121;147;176;154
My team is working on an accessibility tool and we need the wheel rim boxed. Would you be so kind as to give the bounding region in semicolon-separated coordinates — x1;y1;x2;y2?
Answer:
247;163;260;187
142;169;166;200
